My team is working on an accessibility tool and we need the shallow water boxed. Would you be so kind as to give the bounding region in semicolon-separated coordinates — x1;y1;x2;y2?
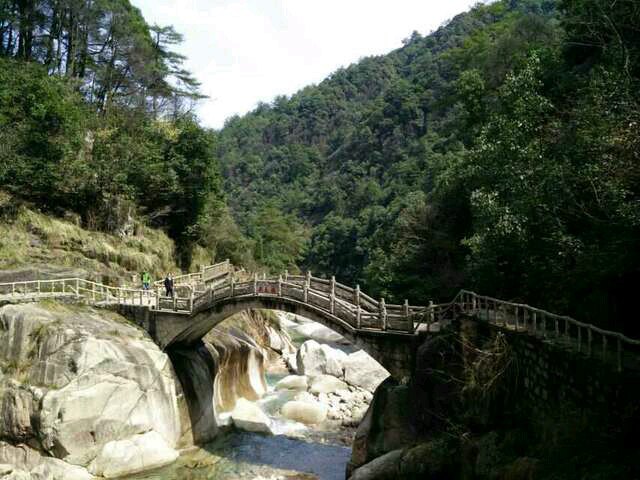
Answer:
124;315;356;479
123;432;351;480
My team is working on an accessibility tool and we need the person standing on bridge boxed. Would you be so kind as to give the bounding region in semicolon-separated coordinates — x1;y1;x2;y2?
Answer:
141;271;151;292
163;273;174;298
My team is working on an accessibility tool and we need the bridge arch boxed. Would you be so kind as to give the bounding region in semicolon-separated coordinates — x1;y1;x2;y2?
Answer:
120;293;419;379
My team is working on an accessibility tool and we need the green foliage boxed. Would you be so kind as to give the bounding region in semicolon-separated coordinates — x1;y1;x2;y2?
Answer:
215;0;640;335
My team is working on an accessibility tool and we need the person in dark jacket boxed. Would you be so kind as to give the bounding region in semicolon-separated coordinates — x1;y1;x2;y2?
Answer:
163;274;173;297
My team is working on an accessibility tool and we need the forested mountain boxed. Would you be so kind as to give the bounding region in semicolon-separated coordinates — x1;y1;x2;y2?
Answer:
215;0;640;334
0;0;246;269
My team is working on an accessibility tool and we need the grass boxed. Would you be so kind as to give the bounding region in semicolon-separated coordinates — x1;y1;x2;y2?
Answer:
0;200;179;283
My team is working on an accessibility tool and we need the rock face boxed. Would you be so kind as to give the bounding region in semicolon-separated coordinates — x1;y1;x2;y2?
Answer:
348;378;417;476
281;400;328;425
276;375;308;391
0;303;183;475
308;374;348;394
88;431;179;478
343;350;390;393
230;398;273;434
297;340;347;377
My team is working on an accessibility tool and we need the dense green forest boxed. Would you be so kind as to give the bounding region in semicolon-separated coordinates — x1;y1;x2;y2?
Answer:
0;0;250;268
2;0;639;334
215;0;640;334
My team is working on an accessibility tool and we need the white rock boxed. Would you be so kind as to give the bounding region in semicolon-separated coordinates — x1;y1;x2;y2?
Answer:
296;340;347;378
343;350;390;392
31;458;93;480
293;323;346;344
88;431;178;478
308;375;349;394
293;391;317;403
281;401;327;425
230;398;273;435
275;375;308;391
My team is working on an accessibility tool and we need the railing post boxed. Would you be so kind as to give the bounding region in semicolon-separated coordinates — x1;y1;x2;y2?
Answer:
306;271;311;287
587;327;593;357
404;300;412;332
428;300;434;329
190;289;195;313
356;306;362;329
577;326;582;352
354;285;360;308
173;294;177;311
139;289;143;306
472;293;477;314
617;337;622;372
230;276;235;297
532;311;537;334
12;283;15;297
303;282;308;303
330;276;336;314
156;286;160;310
37;280;41;294
254;273;258;295
75;279;80;299
284;270;288;282
277;275;282;297
379;298;387;331
514;306;519;331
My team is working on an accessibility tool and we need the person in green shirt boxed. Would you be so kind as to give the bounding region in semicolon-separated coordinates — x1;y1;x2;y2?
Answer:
141;271;151;291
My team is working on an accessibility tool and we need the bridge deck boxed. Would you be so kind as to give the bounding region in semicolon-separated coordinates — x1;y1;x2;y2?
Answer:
0;262;638;372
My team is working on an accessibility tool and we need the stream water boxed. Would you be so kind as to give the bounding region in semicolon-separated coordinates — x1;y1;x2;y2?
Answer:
122;371;352;480
122;320;355;480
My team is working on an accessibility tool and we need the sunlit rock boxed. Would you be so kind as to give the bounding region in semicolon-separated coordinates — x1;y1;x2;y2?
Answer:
308;374;349;394
281;400;328;425
88;431;178;478
275;375;308;391
231;398;273;434
343;350;390;392
297;340;347;377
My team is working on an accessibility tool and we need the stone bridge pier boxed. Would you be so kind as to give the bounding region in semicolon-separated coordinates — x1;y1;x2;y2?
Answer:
116;296;421;380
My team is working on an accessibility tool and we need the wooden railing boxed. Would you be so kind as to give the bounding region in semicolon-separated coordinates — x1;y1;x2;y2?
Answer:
455;290;640;372
1;263;639;371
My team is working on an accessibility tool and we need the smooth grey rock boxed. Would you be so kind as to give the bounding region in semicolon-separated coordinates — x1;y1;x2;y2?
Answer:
88;431;178;478
308;375;349;394
230;398;273;435
281;400;327;425
275;375;308;391
297;340;347;378
343;350;389;392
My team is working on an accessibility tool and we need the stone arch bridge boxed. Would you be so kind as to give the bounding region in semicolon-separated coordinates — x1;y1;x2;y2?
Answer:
1;261;638;378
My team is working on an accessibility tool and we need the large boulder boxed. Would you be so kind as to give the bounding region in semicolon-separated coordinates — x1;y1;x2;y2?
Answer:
88;431;178;478
230;398;273;434
281;400;328;425
348;378;417;476
349;449;402;480
0;442;92;480
0;304;182;470
292;323;347;344
296;340;347;378
275;375;308;391
343;350;389;392
308;375;349;394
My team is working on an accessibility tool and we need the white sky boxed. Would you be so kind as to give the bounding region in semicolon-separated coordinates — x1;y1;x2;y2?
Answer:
132;0;480;129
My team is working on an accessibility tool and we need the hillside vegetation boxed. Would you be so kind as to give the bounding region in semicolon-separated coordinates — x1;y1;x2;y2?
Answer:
0;1;251;271
0;192;177;284
215;0;640;335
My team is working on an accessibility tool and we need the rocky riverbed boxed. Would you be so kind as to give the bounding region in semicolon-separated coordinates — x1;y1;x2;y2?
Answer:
0;303;390;479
